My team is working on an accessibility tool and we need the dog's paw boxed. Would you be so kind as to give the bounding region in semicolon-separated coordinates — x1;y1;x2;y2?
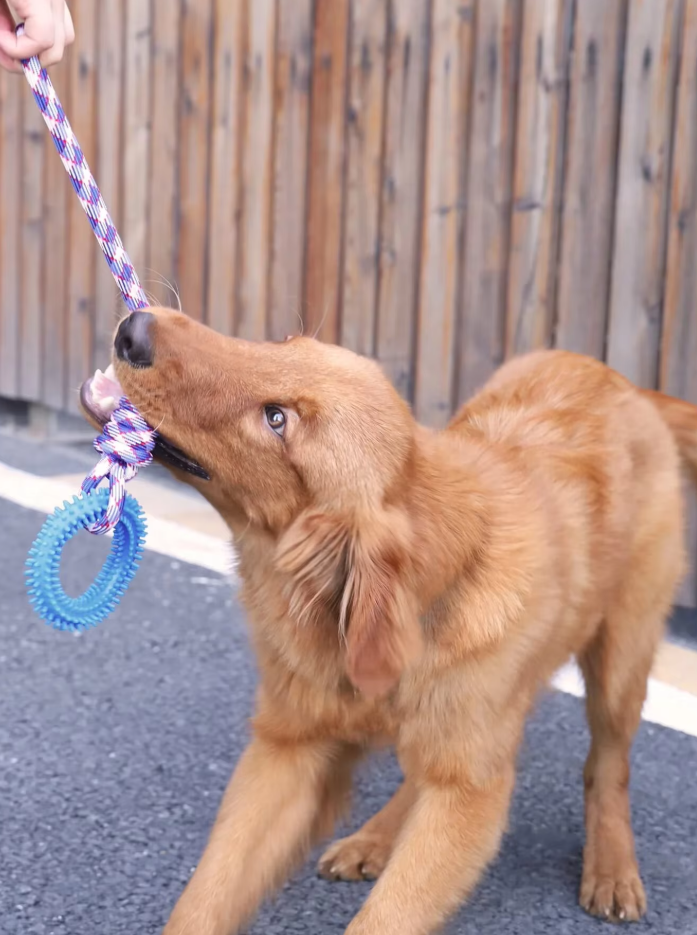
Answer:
580;867;647;923
317;833;391;882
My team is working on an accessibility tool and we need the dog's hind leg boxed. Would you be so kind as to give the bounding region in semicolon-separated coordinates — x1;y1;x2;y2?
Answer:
318;778;417;881
578;590;674;922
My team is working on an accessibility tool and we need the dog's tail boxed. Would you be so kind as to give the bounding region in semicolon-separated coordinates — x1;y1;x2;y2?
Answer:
642;389;697;482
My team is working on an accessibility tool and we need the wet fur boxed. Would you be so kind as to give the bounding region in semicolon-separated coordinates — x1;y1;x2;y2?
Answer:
100;309;697;934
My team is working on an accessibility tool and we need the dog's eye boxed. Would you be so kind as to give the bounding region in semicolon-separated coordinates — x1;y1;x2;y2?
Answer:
265;406;286;437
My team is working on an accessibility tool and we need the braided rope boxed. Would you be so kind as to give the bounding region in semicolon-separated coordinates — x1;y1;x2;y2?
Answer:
19;32;157;535
20;37;149;312
81;398;156;534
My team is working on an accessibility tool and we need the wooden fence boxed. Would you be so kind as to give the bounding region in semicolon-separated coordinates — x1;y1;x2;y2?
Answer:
2;0;697;596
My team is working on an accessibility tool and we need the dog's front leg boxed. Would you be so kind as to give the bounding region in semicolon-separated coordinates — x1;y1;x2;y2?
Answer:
163;735;354;935
344;766;515;935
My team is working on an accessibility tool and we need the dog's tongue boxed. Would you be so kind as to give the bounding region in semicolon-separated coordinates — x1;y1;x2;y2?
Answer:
91;364;123;417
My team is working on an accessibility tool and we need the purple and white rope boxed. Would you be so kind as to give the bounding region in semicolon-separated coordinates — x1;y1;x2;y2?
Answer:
80;398;156;534
19;31;149;313
19;32;156;534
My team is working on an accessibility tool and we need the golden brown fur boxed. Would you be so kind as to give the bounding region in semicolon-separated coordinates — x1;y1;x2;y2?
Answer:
98;309;697;934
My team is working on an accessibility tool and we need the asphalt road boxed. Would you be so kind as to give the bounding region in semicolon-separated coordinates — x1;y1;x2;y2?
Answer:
1;493;696;935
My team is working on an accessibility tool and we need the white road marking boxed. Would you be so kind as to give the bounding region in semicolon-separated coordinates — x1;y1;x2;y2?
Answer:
1;459;696;738
552;663;697;740
0;460;235;577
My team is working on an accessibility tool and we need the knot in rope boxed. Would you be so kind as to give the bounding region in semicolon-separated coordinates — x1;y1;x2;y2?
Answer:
80;398;157;535
20;27;158;630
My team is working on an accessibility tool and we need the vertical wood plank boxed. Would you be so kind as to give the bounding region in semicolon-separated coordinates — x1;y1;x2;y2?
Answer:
207;0;243;336
0;71;21;398
95;0;125;364
662;1;697;399
42;61;70;407
237;0;277;340
340;0;388;356
606;0;683;388
123;0;152;283
20;72;46;401
414;0;473;426
457;0;522;403
178;0;213;321
662;0;697;606
505;0;571;358
304;0;350;343
376;0;430;400
555;0;627;358
269;0;313;340
149;0;182;309
66;0;97;412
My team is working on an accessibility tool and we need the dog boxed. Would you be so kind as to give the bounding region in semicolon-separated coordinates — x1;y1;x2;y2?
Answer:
80;307;696;935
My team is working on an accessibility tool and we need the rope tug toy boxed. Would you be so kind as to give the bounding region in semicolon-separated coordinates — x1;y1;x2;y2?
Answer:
21;28;157;632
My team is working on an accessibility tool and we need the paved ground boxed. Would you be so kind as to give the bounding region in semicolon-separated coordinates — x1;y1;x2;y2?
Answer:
2;481;697;934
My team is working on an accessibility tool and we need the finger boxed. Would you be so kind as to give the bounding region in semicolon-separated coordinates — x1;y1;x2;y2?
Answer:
0;47;22;72
0;0;14;33
0;0;20;71
0;26;56;63
39;41;64;67
63;4;74;45
40;0;65;66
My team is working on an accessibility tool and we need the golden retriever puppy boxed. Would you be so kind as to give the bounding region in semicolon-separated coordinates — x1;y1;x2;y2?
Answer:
80;308;696;935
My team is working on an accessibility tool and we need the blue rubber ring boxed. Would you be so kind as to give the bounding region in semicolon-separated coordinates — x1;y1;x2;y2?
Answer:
25;489;147;632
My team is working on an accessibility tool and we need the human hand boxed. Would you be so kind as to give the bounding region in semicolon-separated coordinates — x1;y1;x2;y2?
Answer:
0;0;74;72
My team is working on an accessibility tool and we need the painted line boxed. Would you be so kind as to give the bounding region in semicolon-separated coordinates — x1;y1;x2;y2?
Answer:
0;460;235;577
1;459;695;738
553;663;697;740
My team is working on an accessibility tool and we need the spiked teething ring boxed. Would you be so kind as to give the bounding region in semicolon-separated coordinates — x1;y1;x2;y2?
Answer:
25;489;147;632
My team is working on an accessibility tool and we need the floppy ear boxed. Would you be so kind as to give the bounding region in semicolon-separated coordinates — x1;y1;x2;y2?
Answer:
276;508;423;698
275;510;351;623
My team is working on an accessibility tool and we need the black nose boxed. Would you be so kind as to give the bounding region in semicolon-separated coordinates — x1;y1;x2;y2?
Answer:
114;311;155;367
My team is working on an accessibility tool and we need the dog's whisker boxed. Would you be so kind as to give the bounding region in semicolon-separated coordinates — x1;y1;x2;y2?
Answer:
311;303;331;341
141;268;184;313
233;519;253;546
142;412;166;435
131;405;166;435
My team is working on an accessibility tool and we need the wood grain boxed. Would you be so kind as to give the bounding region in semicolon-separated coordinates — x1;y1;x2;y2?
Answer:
662;0;697;606
42;60;70;407
236;0;277;340
0;70;21;398
414;0;473;425
555;0;627;358
123;0;152;281
178;0;213;321
149;0;183;310
376;0;430;400
662;0;697;399
340;0;388;357
20;66;46;401
505;0;571;358
206;0;243;336
95;0;125;365
606;0;682;388
304;0;350;343
1;0;697;473
269;0;313;341
66;0;97;412
457;0;522;403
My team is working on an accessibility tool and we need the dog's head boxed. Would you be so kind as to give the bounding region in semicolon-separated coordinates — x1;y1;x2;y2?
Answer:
81;308;423;696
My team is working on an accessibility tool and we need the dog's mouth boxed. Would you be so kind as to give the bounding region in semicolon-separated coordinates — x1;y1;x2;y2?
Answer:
80;365;210;481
